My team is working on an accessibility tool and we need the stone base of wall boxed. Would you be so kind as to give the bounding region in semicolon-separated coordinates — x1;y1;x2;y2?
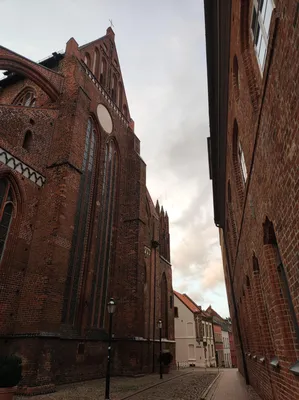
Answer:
0;335;175;395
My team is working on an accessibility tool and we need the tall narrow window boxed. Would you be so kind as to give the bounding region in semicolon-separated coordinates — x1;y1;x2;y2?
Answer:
251;0;274;71
111;74;117;103
118;82;123;109
123;104;128;119
100;57;107;86
13;88;36;107
238;141;248;184
263;218;299;346
22;130;33;151
161;272;168;338
0;179;14;262
93;48;100;77
84;52;91;68
91;140;119;328
62;117;97;325
233;120;247;204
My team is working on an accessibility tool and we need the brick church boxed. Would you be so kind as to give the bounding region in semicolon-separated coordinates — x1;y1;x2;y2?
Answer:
0;27;174;394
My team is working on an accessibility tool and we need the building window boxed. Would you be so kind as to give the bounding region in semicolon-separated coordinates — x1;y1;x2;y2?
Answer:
93;48;100;77
62;117;97;325
111;74;117;103
232;55;240;99
118;82;123;109
22;130;33;151
84;52;91;68
187;322;193;337
169;294;173;309
188;344;195;360
91;139;119;329
123;104;128;119
174;306;179;318
251;0;274;71
160;273;168;338
13;88;36;107
233;120;247;199
238;141;247;184
100;57;107;86
0;179;14;262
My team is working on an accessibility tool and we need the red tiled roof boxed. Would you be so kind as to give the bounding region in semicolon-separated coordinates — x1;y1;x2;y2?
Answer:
174;290;200;313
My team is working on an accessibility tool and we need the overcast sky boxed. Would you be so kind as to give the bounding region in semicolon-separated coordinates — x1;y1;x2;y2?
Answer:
0;0;229;317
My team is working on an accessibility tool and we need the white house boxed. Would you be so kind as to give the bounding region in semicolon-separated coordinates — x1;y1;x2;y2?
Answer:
221;328;231;368
174;291;205;367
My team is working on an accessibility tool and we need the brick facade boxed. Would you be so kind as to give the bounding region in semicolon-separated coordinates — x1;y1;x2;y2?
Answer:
206;1;299;399
0;28;174;393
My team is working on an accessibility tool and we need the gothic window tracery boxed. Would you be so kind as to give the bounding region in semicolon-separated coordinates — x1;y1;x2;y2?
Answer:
0;179;14;262
13;89;36;107
62;117;97;325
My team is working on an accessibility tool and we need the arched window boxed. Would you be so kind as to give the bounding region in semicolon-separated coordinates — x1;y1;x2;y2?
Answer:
123;104;128;119
13;88;36;107
22;130;33;151
84;52;91;68
91;140;119;328
0;179;14;262
227;180;238;247
263;217;299;346
62;117;97;325
233;120;247;203
93;48;100;77
111;74;117;103
100;57;107;86
118;82;123;109
233;55;240;99
161;272;168;338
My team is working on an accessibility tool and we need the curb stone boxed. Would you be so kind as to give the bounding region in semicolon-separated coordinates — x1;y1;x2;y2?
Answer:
200;372;222;400
118;371;193;400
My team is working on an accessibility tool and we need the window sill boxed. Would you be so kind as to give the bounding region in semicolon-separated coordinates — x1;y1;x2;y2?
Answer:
289;360;299;376
270;356;279;369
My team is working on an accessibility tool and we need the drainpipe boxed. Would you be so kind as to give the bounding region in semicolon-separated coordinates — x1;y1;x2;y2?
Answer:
223;231;249;384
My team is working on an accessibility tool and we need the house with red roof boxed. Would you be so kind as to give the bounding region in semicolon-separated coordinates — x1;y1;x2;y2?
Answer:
174;291;216;367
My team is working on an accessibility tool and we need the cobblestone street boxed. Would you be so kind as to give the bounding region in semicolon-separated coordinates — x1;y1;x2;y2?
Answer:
16;370;217;400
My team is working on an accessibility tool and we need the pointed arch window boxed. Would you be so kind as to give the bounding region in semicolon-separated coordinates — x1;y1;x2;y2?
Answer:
161;272;168;338
118;82;123;109
22;130;33;151
13;89;36;107
111;74;117;103
84;52;91;68
0;179;14;262
233;120;247;204
93;48;100;77
62;117;97;325
123;104;128;119
91;140;119;328
100;57;107;86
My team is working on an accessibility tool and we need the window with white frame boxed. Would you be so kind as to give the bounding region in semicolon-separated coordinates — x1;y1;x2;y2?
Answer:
251;0;275;71
238;141;248;184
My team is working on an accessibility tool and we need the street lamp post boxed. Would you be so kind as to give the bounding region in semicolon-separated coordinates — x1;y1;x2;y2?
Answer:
105;298;116;400
158;319;163;379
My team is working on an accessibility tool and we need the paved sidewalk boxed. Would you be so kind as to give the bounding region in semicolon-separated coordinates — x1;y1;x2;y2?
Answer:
203;369;262;400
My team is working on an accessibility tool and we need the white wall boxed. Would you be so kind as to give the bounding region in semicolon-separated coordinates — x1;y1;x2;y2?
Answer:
174;295;204;367
222;330;231;367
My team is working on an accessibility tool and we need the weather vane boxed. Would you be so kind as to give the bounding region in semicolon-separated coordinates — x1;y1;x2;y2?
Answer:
109;19;114;28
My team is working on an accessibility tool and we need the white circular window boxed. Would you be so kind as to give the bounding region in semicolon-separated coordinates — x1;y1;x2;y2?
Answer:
97;104;113;134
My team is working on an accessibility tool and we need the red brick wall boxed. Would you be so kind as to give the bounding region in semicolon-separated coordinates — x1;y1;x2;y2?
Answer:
222;1;299;399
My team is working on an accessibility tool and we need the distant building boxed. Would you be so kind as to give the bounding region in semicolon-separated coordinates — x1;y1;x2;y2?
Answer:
174;291;203;367
228;324;237;368
174;291;216;368
221;323;231;368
